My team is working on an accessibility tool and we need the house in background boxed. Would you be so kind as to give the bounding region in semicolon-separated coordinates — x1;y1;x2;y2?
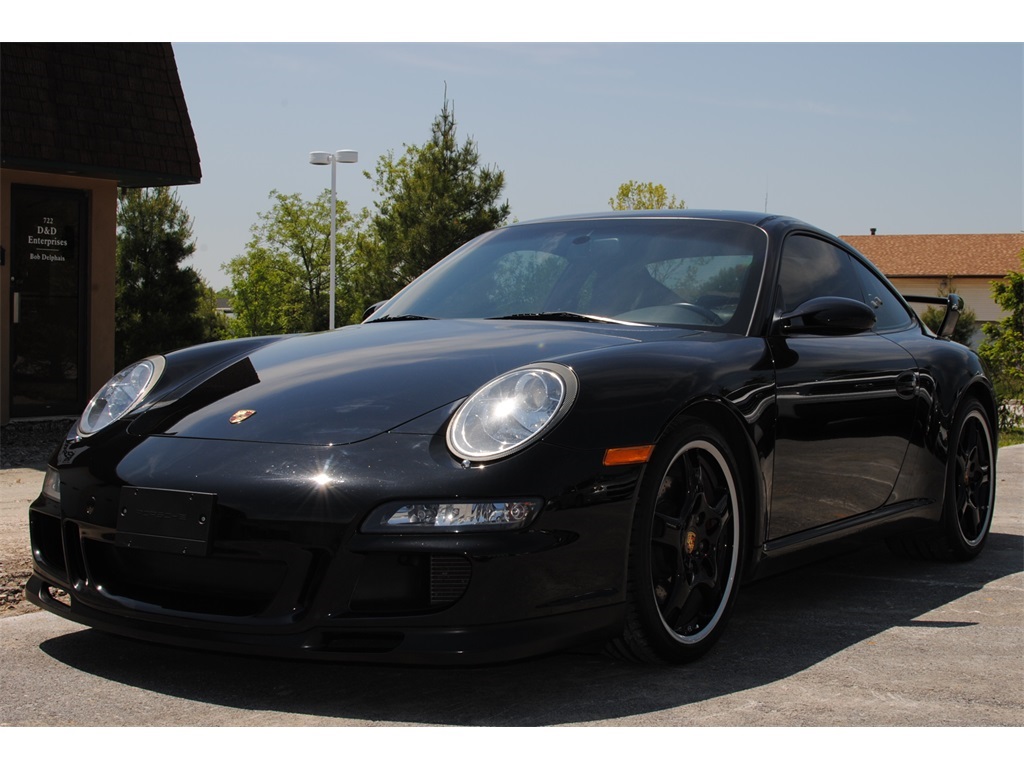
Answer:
842;232;1024;346
215;296;236;321
1;43;201;426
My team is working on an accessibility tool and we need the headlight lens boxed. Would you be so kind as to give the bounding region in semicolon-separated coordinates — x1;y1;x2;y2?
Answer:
78;356;164;435
447;363;578;461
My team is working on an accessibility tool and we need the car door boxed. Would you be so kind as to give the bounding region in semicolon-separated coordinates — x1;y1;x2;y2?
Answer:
767;234;919;540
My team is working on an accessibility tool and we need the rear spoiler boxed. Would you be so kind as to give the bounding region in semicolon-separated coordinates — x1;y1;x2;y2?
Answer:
903;293;964;339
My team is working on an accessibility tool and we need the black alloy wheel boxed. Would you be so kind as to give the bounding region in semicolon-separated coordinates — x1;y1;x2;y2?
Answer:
945;398;996;559
612;417;744;663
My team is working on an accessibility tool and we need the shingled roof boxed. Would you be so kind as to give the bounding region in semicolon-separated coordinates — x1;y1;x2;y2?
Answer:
1;42;201;187
841;233;1024;278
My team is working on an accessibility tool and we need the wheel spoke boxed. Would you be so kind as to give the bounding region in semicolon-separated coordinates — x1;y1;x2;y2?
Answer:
674;586;709;635
960;497;981;536
651;512;682;550
658;574;695;631
652;451;702;551
704;496;731;550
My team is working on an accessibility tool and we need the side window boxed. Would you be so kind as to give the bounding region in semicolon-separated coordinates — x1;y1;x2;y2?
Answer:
849;257;914;332
777;235;860;313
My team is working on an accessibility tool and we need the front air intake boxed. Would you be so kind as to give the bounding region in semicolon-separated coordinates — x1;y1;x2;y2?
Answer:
430;555;471;606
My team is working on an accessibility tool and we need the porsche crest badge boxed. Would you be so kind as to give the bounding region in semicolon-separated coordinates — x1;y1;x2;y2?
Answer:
228;409;257;424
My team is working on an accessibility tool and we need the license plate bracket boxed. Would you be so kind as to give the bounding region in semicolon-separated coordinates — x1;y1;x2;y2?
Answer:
115;486;215;556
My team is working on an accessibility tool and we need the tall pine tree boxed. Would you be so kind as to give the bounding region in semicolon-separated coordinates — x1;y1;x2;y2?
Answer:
115;188;224;367
353;94;510;312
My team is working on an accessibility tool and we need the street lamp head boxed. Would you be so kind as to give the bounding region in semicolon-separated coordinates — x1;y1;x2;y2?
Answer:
334;150;358;164
309;151;332;166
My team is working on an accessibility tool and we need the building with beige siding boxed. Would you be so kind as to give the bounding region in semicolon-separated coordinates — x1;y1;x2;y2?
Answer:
842;232;1024;346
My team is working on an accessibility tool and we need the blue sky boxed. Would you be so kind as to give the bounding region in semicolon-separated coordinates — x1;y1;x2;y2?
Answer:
169;41;1022;289
14;3;1019;291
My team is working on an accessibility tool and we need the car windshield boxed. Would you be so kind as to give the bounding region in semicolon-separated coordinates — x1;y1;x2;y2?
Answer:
371;218;769;332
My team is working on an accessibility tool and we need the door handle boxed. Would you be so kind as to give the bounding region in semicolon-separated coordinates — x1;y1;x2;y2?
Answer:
895;370;918;399
12;291;19;324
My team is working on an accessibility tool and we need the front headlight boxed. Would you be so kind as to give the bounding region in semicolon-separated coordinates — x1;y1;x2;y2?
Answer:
447;363;578;461
78;356;165;436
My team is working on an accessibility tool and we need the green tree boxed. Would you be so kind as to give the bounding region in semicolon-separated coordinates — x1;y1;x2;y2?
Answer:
224;190;362;335
223;245;303;336
115;187;225;367
353;95;510;314
978;250;1024;432
195;281;230;343
609;181;685;211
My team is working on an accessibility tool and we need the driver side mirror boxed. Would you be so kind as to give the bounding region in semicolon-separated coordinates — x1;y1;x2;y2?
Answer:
777;296;877;336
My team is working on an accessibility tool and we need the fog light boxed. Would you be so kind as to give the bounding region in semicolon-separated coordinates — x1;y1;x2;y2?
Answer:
362;500;540;533
41;467;61;502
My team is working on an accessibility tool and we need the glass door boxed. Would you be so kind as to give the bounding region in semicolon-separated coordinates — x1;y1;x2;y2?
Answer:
9;185;89;418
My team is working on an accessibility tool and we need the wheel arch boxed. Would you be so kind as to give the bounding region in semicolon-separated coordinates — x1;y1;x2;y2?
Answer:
666;398;767;574
959;378;998;441
610;396;763;662
939;375;998;479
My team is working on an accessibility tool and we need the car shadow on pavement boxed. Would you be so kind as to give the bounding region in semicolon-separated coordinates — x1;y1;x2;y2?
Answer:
37;530;1022;726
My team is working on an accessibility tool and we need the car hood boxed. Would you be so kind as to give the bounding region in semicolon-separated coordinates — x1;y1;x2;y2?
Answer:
142;319;683;446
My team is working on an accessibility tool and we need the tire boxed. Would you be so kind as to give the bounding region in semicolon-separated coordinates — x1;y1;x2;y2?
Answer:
942;398;996;559
610;417;745;664
887;397;996;561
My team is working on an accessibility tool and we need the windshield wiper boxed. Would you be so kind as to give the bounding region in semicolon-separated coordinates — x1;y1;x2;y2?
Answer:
488;312;647;326
365;314;437;323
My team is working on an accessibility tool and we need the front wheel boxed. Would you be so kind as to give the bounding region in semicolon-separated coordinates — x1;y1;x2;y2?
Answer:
611;418;745;663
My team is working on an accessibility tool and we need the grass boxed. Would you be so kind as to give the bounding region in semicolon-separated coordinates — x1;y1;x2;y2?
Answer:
999;428;1024;447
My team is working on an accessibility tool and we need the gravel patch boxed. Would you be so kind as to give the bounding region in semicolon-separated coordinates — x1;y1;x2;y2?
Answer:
1;420;75;615
0;467;42;616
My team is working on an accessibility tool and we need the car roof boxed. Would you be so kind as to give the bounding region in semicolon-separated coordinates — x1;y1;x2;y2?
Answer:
512;208;839;244
511;209;802;228
508;210;846;250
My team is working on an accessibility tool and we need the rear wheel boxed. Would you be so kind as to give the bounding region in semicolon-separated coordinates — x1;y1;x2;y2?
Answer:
888;397;995;561
610;417;745;663
943;398;996;559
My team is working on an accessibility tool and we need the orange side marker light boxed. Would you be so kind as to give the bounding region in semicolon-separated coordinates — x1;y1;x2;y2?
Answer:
603;445;655;466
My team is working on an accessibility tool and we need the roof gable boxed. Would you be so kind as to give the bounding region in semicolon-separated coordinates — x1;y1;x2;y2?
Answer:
1;42;201;187
841;233;1024;278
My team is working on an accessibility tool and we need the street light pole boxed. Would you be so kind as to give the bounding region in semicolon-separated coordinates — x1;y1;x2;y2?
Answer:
309;149;358;329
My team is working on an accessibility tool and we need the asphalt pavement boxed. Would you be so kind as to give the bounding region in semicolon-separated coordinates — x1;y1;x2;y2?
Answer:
1;446;1021;727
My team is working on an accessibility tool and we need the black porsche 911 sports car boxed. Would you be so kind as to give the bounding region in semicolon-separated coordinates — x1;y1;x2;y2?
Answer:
26;210;997;664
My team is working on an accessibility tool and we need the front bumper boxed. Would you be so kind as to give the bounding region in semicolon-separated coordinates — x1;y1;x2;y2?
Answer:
27;432;640;663
25;572;624;664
